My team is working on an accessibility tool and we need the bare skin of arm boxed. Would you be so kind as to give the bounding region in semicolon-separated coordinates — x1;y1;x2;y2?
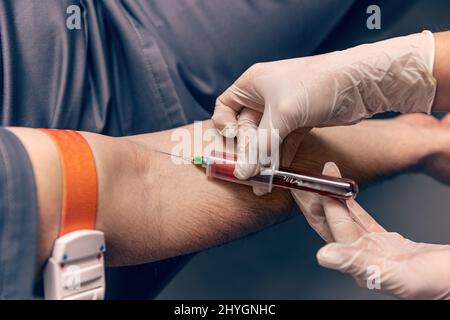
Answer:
7;114;450;269
432;32;450;111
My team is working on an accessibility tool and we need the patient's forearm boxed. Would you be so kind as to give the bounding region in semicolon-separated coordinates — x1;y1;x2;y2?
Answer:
7;116;443;268
120;118;442;265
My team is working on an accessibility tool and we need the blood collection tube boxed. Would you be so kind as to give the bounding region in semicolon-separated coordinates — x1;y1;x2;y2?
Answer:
194;151;358;200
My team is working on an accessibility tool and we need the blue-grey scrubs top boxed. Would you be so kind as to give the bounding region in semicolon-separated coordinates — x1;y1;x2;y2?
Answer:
0;0;356;298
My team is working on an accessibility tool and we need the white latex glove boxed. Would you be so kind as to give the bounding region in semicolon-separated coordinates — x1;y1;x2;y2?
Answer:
213;31;437;184
294;162;450;300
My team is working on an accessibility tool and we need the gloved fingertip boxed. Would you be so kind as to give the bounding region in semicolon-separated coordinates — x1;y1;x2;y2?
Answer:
322;162;340;176
233;164;251;180
316;243;348;267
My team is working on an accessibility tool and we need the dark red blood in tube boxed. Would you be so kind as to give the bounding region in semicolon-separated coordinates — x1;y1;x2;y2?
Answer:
208;151;240;181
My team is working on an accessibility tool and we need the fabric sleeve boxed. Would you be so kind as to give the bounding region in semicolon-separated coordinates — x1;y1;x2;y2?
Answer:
0;128;37;299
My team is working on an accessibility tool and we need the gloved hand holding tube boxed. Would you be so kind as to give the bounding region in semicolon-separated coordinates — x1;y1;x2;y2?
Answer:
212;31;437;191
294;162;450;300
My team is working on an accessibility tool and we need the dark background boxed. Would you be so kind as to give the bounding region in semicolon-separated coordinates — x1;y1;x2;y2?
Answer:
158;0;450;299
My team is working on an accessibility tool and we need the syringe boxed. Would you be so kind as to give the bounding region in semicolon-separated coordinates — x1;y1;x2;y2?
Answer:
191;151;358;200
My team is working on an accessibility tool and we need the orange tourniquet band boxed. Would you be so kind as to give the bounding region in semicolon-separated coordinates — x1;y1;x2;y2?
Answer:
38;129;98;236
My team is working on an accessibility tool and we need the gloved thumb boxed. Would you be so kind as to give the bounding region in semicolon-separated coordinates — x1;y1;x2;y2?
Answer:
316;242;382;277
234;104;283;181
316;243;360;271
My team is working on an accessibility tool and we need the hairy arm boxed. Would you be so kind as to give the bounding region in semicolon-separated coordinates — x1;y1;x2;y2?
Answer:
7;115;447;268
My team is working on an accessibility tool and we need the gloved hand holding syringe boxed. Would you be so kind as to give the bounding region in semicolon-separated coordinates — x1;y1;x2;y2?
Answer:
157;150;358;200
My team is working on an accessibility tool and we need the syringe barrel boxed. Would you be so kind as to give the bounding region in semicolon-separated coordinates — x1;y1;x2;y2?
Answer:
204;151;274;193
204;151;358;200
